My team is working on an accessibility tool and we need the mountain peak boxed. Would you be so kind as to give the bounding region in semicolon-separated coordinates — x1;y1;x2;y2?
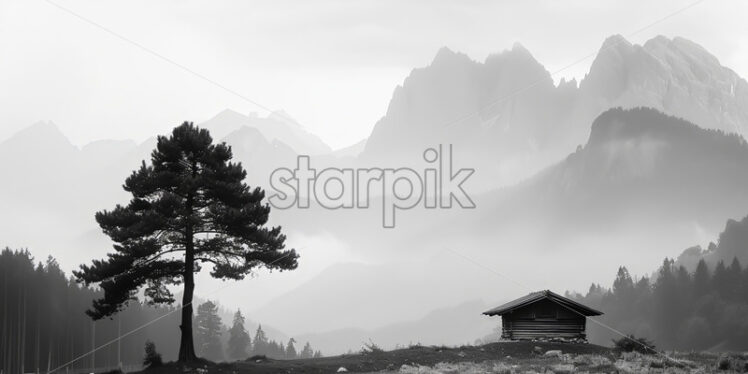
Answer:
600;34;632;51
23;120;63;134
511;42;529;53
434;46;456;59
483;42;540;65
644;34;670;47
225;125;267;142
268;110;301;128
201;108;331;155
212;108;249;122
0;121;79;167
2;121;72;148
643;35;720;66
431;46;472;66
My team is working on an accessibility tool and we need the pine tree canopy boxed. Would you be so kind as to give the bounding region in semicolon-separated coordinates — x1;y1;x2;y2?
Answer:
74;122;298;320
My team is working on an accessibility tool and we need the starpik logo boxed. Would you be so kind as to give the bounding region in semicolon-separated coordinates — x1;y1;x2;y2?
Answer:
268;145;475;228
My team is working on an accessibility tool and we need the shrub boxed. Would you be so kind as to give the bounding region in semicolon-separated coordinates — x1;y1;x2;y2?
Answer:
248;354;268;362
717;356;730;371
612;334;656;354
143;340;163;368
715;354;748;371
361;339;383;354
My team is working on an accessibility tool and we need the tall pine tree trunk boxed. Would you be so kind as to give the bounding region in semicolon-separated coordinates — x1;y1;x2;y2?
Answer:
17;290;22;374
178;201;197;362
35;296;40;374
178;169;199;363
2;272;7;374
178;252;197;361
46;346;51;374
21;289;26;374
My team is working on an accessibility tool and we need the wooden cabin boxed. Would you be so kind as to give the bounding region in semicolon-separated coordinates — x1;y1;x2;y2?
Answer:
483;290;603;341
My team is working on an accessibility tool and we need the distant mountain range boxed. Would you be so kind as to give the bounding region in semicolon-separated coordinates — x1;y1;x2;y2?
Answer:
274;106;748;256
2;34;748;354
202;109;332;155
362;35;748;187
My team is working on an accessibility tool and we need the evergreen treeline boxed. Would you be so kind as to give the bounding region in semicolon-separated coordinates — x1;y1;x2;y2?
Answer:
247;325;321;360
571;257;748;350
0;249;323;373
193;302;322;361
0;248;181;373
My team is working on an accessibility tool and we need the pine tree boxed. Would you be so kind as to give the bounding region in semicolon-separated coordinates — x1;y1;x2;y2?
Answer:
227;310;251;360
612;266;635;308
692;259;710;297
712;260;729;298
653;258;680;346
612;266;634;295
270;340;285;358
285;338;297;359
742;265;748;303
194;301;224;362
74;123;298;361
300;342;314;359
727;257;743;301
252;325;269;356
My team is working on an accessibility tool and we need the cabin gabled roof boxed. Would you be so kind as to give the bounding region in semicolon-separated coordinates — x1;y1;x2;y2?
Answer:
483;290;603;317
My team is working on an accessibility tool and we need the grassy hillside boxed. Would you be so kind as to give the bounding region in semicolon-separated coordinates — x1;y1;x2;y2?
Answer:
131;341;745;373
136;341;609;373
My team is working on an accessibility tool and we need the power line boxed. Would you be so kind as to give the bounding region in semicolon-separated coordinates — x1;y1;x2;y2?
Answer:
43;0;710;136
42;0;303;129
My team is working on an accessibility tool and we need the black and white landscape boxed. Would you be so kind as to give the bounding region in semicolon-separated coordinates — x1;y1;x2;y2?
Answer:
2;2;748;373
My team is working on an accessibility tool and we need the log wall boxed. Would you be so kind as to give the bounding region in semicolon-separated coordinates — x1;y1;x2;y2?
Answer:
500;299;587;340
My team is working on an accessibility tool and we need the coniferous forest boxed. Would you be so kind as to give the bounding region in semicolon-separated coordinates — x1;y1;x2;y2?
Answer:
572;257;748;351
0;248;320;373
0;248;180;373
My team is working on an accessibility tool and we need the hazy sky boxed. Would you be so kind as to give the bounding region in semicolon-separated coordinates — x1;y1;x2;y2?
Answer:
1;0;747;149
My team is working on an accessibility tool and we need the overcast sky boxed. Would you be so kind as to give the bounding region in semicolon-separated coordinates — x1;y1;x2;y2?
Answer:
1;0;747;149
